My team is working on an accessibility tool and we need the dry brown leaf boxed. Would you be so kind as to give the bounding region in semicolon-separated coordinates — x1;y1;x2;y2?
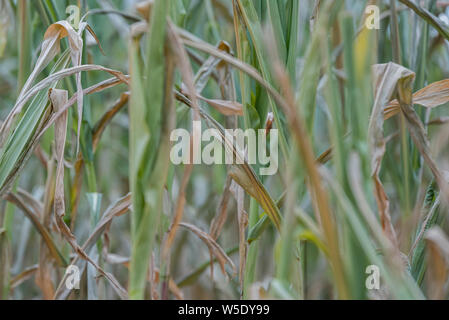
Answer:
230;180;247;297
428;116;449;126
0;0;11;57
86;24;105;55
425;226;449;261
162;159;193;263
13;184;57;299
49;89;88;299
370;63;414;248
136;0;154;21
410;79;449;108
167;21;200;122
394;72;449;203
0;18;127;149
168;278;184;300
35;261;54;299
197;95;244;116
207;39;237;240
0;64;127;148
50;89;68;222
193;40;232;95
92;92;130;150
1;21;86;148
36;159;57;300
4;191;66;267
33;73;128;147
194;54;221;93
54;194;131;300
179;222;236;278
385;79;449;119
45;21;85;152
10;265;38;289
179;40;241;117
209;175;232;240
347;153;395;252
425;227;449;299
176;33;287;231
0;75;126;204
174;90;282;231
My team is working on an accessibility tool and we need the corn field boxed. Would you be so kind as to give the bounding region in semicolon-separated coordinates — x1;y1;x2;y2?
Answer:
1;0;449;300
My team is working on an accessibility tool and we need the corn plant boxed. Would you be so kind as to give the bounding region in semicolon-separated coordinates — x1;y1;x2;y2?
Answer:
0;0;449;300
